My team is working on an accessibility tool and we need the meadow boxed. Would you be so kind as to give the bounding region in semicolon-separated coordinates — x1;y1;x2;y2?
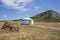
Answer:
0;21;60;40
35;22;60;28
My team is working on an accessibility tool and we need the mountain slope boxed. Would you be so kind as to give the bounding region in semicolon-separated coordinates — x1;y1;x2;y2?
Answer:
31;10;60;22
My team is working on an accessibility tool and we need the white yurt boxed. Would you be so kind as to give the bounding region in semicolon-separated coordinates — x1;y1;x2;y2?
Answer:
21;18;34;25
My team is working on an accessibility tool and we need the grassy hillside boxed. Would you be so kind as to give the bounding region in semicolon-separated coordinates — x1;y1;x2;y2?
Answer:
31;10;60;22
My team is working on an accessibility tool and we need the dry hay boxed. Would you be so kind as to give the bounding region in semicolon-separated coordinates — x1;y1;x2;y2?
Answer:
1;21;19;33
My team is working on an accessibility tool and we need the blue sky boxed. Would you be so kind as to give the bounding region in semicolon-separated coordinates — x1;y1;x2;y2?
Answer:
0;0;60;20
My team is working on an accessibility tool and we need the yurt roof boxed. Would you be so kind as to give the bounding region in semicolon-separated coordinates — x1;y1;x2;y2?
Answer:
22;18;33;20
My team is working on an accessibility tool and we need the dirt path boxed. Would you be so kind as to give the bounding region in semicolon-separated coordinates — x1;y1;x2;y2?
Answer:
33;25;60;31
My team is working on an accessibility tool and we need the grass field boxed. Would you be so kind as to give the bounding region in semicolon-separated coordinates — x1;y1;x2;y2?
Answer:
0;21;60;40
35;22;60;28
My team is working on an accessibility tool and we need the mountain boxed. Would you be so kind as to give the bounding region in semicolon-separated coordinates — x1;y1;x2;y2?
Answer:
31;10;60;22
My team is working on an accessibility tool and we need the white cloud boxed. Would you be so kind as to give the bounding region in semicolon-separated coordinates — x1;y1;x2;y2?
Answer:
16;0;32;3
1;0;33;11
34;6;40;10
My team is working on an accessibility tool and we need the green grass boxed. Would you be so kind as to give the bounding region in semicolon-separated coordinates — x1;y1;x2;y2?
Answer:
0;21;60;40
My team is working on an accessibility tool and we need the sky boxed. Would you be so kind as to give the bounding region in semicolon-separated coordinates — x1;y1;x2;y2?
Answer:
0;0;60;20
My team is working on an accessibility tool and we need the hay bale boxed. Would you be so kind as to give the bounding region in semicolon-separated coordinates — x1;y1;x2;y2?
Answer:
1;21;19;32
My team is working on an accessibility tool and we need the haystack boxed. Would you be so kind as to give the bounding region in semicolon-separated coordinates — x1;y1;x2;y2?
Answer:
1;21;19;32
